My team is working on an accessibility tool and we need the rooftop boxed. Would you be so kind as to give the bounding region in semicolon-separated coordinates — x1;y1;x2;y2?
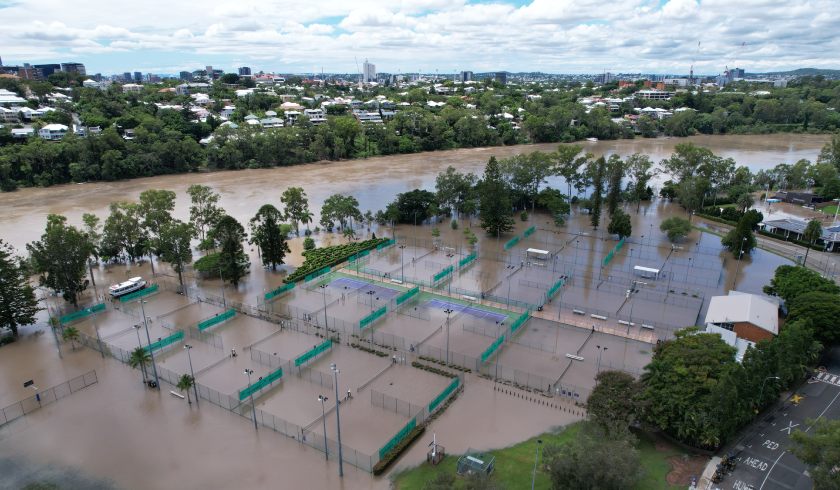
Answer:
704;291;779;335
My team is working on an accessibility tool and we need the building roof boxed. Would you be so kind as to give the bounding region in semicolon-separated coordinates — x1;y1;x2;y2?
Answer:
761;217;840;243
41;123;69;131
704;292;778;335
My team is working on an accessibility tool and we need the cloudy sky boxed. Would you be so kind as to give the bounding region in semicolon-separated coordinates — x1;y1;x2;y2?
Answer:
0;0;837;75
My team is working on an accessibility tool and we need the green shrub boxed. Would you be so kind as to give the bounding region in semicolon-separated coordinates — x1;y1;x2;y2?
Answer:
372;426;426;475
284;237;388;283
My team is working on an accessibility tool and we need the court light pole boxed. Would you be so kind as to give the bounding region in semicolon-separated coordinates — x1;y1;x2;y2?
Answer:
732;236;748;290
244;368;258;431
366;289;375;312
331;363;344;477
318;395;329;460
444;308;453;365
92;312;104;358
399;245;406;282
140;299;159;389
596;345;607;374
218;265;227;309
319;284;329;329
531;439;543;490
134;324;143;348
184;344;199;407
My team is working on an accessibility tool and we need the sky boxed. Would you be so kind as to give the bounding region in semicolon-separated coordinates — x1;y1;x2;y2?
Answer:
0;0;838;75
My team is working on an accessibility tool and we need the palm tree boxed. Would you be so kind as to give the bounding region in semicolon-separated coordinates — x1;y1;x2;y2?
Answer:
128;347;151;384
177;374;195;404
802;219;823;266
62;326;80;350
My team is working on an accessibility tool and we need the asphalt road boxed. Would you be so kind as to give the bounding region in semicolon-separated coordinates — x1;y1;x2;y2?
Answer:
713;347;840;490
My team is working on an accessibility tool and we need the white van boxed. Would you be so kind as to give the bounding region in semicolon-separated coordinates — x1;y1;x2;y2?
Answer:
109;277;147;298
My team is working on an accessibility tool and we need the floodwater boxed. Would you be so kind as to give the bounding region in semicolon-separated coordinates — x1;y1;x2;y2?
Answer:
0;134;829;489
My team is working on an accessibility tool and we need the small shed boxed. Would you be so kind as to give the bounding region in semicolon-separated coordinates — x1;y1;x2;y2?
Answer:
457;449;495;477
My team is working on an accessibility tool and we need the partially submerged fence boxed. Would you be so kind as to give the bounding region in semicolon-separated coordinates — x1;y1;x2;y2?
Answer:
0;370;98;427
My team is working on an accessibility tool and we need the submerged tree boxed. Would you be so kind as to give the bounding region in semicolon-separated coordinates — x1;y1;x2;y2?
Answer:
281;187;311;236
187;184;223;241
0;240;40;336
208;215;249;287
249;204;290;271
27;214;93;307
158;220;195;291
589;157;606;229
479;156;514;237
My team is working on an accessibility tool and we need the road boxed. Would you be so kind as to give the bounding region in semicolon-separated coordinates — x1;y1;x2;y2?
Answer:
710;346;840;490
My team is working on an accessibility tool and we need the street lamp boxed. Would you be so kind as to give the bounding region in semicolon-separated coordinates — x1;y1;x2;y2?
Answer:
319;284;329;329
331;363;344;477
366;289;375;312
732;236;748;290
140;300;159;389
758;376;781;408
318;395;329;461
444;308;454;365
184;344;199;407
218;265;227;309
244;368;258;431
596;345;608;374
531;439;543;490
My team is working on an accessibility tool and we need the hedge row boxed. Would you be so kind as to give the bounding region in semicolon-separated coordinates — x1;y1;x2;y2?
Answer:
372;426;426;475
411;361;457;379
284;237;389;283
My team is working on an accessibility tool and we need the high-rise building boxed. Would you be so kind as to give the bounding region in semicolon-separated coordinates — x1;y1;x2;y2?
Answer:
123;72;131;81
179;71;192;81
595;72;615;84
732;68;745;79
134;71;142;82
495;72;507;85
60;62;86;75
459;71;473;83
362;59;376;83
238;66;251;76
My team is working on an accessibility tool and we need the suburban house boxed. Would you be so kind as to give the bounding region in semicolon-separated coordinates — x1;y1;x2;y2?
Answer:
121;83;143;93
303;108;327;125
760;217;840;252
772;191;825;206
704;291;780;361
38;123;69;140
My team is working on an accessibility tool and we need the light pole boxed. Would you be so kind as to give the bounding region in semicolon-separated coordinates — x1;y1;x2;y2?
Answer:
140;300;159;389
596;345;608;374
399;244;406;281
92;312;105;358
531;439;543;490
319;284;328;329
318;395;329;460
444;308;453;365
757;376;780;409
331;363;344;477
732;236;748;290
244;368;258;430
219;265;227;309
366;289;375;312
184;344;199;407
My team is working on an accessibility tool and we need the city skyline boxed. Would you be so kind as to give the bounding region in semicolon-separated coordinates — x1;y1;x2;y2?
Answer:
1;0;838;75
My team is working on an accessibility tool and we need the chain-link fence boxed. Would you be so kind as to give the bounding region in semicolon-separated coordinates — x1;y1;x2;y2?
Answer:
0;370;98;426
369;389;423;418
188;325;224;350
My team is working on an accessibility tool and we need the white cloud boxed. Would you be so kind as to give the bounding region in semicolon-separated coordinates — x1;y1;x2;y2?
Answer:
0;0;836;73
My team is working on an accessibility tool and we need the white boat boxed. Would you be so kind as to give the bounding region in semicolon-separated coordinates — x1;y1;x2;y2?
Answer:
586;137;598;142
109;277;147;298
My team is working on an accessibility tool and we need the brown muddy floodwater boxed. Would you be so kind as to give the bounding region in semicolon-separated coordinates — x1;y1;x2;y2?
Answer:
0;134;829;490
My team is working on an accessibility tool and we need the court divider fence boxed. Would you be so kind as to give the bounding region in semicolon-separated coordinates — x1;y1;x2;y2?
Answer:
0;370;98;427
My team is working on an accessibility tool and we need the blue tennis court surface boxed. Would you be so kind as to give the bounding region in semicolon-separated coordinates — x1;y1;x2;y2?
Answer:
424;299;508;324
328;277;400;298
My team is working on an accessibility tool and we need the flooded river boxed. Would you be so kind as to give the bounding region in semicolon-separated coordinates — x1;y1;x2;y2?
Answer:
0;134;830;252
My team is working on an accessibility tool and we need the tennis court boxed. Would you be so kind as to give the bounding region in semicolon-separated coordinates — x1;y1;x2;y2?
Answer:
424;299;508;324
322;276;402;300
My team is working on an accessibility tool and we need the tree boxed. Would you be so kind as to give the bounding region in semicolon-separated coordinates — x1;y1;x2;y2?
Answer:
554;144;584;204
320;194;363;231
640;329;739;449
736;192;754;213
802;219;823;266
281;187;311;236
764;265;840;303
27;214;93;307
478;156;515;237
158;220;195;291
435;166;477;216
791;419;840;490
249;204;290;271
660;143;717;183
676;176;709;218
208;215;249;287
722;215;757;257
139;189;176;274
817;133;840;173
187;184;223;241
0;240;40;336
587;371;641;437
590;157;606;229
62;326;80;350
177;374;195;404
102;202;148;263
659;217;692;242
605;154;625;216
626;154;656;213
788;291;840;344
547;423;642;490
607;210;631;239
303;237;316;251
81;213;102;294
391;189;438;224
128;346;151;384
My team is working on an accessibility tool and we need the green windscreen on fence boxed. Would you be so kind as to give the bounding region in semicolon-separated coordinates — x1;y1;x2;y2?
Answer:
523;226;536;238
602;250;615;267
379;418;417;459
547;278;565;300
59;302;105;324
616;237;625;251
433;265;454;282
360;306;387;330
119;284;159;302
294;339;332;367
349;249;371;263
509;311;530;335
197;309;236;331
264;282;295;301
395;286;420;306
458;252;477;268
480;334;506;363
144;330;184;354
428;376;460;413
238;366;283;401
503;235;521;250
376;238;396;250
304;266;331;282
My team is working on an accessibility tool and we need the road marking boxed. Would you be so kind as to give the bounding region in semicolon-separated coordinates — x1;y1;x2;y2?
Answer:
780;421;799;434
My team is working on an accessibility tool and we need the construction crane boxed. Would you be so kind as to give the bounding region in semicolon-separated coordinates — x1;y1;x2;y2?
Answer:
354;56;362;89
689;41;701;86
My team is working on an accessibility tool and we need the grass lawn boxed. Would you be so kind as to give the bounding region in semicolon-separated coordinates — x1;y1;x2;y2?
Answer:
391;424;692;489
819;204;839;216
